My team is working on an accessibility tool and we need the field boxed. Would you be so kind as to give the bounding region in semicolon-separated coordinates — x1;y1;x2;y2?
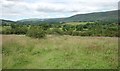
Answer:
0;35;2;70
64;22;94;25
0;26;2;32
2;35;118;69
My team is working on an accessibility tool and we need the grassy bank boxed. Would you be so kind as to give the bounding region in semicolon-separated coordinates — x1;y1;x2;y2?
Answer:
2;35;118;69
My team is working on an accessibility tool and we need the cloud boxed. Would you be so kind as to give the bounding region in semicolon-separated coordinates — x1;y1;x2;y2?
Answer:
1;0;119;21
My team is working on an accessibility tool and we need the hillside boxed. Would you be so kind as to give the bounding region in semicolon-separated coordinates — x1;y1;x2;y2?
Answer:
0;19;16;25
66;10;118;22
18;10;118;24
1;10;118;25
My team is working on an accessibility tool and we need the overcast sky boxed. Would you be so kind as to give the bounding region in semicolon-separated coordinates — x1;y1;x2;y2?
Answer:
0;0;119;21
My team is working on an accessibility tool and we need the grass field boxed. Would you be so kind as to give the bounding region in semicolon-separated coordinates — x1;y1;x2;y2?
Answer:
2;35;118;69
0;26;2;32
64;22;94;25
0;35;2;70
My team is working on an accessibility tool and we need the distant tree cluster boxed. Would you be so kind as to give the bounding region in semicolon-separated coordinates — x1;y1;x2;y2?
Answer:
26;26;46;38
1;21;119;38
2;24;28;34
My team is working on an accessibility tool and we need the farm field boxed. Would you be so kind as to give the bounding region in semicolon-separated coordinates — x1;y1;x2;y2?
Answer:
2;35;118;69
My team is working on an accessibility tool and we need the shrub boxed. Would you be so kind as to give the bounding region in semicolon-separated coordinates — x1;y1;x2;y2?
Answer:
2;27;12;34
62;25;75;31
80;31;92;36
26;26;46;38
76;25;83;31
51;28;64;35
72;31;80;36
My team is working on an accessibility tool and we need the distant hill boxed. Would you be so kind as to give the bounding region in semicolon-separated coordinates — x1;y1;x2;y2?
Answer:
0;19;16;25
1;10;119;25
66;10;118;22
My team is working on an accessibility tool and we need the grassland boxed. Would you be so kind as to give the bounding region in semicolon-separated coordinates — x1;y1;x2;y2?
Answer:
0;35;2;70
2;35;118;69
0;26;2;32
64;22;94;25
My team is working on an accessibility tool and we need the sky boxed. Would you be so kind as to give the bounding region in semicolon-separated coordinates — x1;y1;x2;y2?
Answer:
0;0;119;21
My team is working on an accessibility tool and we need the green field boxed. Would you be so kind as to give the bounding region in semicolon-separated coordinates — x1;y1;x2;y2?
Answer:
0;26;2;32
2;35;118;69
64;22;94;25
0;35;2;70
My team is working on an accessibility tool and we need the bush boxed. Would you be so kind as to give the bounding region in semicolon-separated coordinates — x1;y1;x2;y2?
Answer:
2;25;28;35
62;25;75;31
72;31;80;36
76;25;83;31
80;31;92;36
2;27;12;34
13;26;28;34
26;26;46;38
65;31;73;35
51;28;64;35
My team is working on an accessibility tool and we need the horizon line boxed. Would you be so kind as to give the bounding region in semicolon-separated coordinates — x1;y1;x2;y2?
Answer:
1;9;118;21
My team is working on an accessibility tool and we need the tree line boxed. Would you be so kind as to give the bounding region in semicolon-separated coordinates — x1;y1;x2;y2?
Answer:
1;21;119;38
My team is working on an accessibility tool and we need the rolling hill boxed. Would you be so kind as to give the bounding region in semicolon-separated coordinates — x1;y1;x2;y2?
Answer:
66;10;118;22
1;10;119;25
0;19;16;25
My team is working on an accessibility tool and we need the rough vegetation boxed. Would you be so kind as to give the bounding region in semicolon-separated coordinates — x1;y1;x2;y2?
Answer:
2;35;118;69
1;21;119;38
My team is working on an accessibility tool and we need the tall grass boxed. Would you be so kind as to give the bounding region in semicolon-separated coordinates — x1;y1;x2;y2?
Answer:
2;35;118;69
64;22;91;25
0;35;2;70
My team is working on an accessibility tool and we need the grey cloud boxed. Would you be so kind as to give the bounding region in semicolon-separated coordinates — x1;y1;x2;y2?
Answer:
1;0;119;20
36;8;79;13
6;0;22;2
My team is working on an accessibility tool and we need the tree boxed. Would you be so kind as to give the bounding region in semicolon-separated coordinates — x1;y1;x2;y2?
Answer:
76;25;83;31
26;26;46;38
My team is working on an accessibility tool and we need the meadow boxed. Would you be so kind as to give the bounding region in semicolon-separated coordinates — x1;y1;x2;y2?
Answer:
0;35;2;70
64;22;94;25
2;35;118;69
